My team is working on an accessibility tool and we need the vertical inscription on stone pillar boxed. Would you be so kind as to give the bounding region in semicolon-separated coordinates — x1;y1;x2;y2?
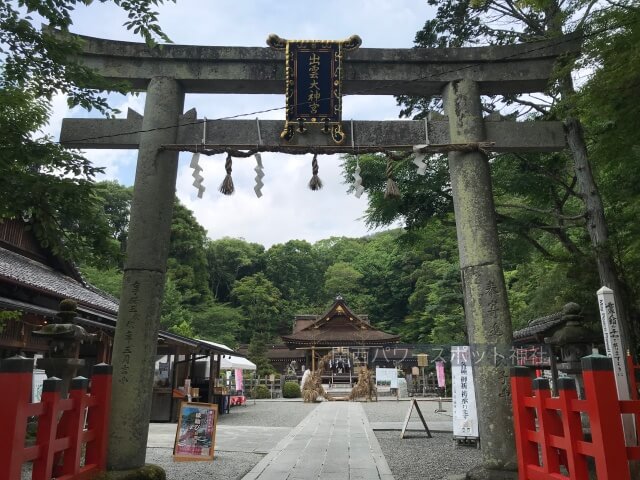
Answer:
119;280;140;385
483;280;504;339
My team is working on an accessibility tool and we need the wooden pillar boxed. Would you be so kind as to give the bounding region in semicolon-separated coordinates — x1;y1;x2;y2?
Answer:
208;354;215;403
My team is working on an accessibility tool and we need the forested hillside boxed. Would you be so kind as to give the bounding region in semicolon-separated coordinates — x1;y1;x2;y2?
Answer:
80;181;467;348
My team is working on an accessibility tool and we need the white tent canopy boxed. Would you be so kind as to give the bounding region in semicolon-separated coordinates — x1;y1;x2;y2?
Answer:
199;339;256;371
221;355;256;371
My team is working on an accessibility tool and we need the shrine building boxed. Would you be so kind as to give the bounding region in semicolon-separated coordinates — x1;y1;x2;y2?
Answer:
259;296;410;384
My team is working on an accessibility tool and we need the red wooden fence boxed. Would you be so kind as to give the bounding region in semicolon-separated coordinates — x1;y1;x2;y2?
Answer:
511;354;640;480
0;356;112;480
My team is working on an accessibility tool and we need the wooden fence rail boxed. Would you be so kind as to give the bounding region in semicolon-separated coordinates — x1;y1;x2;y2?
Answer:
0;356;112;480
511;354;640;480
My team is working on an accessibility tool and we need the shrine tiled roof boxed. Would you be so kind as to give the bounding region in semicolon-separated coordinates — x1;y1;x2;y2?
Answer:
282;297;400;346
513;311;564;342
0;247;118;315
282;328;400;345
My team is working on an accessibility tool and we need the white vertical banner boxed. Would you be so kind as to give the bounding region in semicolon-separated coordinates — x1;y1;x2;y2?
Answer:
451;346;479;438
597;286;636;445
32;369;47;403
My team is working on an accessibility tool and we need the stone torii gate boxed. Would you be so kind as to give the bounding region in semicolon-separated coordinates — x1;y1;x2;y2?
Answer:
60;32;579;479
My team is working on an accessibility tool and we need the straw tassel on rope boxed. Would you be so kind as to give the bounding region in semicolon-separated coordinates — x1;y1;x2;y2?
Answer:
384;157;400;199
219;153;234;195
308;153;323;191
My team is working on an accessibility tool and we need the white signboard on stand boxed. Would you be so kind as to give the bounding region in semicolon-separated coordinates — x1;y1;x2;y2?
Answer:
451;346;479;438
597;286;636;445
375;367;398;389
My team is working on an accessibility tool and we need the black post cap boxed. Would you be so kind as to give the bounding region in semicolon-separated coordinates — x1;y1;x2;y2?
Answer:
510;366;531;377
533;377;550;391
581;354;613;372
0;356;33;374
43;377;62;393
557;377;576;391
92;363;113;375
71;376;89;390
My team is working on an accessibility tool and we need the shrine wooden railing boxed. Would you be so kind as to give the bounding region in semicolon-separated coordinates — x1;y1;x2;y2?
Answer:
511;354;640;480
0;356;112;480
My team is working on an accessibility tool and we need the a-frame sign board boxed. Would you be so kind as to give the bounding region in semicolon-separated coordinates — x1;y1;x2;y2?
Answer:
400;398;432;439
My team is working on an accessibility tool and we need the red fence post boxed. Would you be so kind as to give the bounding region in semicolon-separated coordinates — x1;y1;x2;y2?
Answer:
532;377;563;475
85;363;113;472
510;366;537;480
32;377;63;480
0;356;34;480
54;376;89;477
556;376;589;479
581;354;630;480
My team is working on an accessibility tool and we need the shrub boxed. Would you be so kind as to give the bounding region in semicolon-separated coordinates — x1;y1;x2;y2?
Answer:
283;381;301;398
253;384;270;399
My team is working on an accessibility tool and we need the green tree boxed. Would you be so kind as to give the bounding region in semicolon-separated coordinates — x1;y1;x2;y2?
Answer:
159;276;192;334
0;85;120;265
578;3;640;338
231;273;283;342
80;264;123;298
247;333;276;376
264;240;324;307
93;181;133;266
0;1;173;261
190;301;244;347
167;200;210;305
400;0;636;349
206;238;264;302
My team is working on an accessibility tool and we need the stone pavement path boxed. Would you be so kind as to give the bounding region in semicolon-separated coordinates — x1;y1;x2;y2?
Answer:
242;401;394;480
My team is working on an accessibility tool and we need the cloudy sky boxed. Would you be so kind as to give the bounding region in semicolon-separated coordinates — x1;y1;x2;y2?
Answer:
47;1;434;247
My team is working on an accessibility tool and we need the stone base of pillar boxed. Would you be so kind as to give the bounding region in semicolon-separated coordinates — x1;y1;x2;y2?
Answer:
102;464;166;480
466;466;518;480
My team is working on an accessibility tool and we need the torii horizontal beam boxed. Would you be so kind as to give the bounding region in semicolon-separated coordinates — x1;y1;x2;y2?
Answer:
60;109;566;153
67;32;580;96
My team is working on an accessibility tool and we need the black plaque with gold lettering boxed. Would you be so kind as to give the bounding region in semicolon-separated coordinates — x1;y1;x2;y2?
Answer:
268;34;361;144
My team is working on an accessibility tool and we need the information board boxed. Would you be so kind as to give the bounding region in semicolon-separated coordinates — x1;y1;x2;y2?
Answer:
173;402;218;461
451;346;479;438
375;367;398;389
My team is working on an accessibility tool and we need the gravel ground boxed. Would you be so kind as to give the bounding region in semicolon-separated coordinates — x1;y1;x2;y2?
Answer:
147;401;319;480
375;431;482;480
364;399;482;480
218;399;318;427
146;446;264;480
362;398;453;423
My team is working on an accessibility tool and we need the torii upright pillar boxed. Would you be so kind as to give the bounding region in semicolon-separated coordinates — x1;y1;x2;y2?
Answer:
444;79;517;478
107;77;184;470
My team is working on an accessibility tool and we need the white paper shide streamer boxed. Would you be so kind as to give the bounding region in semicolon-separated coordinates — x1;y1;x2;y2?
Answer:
412;117;430;176
254;118;265;198
190;116;207;199
351;119;365;198
354;161;364;198
254;153;265;198
190;153;206;199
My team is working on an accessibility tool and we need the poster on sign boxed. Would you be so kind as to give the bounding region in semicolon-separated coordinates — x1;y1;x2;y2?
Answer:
451;346;479;439
436;361;446;388
173;402;218;461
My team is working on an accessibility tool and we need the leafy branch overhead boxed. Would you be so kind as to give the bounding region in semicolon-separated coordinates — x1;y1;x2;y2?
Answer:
0;0;174;263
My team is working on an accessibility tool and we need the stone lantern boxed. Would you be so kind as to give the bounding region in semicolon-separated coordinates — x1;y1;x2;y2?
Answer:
33;299;96;397
545;302;596;397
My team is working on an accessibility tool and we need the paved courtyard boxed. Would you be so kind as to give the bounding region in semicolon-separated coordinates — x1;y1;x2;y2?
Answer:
143;399;481;480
